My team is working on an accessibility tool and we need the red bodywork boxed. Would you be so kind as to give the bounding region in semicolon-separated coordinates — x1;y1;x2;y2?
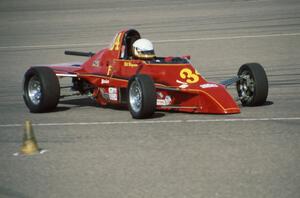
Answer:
49;29;240;114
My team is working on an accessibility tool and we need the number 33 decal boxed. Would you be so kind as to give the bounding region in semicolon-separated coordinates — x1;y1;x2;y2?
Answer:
179;68;199;84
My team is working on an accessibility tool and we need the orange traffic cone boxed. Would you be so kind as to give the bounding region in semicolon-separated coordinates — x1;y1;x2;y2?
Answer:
20;121;40;155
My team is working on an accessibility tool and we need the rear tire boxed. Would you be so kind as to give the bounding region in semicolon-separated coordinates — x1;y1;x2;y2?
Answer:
236;63;268;106
127;74;156;119
23;67;60;112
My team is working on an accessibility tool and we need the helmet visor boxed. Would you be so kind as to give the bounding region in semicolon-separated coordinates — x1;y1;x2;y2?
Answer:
135;49;155;59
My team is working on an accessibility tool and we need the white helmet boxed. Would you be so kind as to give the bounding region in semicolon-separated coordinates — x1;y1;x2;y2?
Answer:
132;38;155;59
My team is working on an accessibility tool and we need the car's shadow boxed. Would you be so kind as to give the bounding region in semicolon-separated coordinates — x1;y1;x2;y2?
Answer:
58;97;166;118
263;101;274;106
60;98;98;107
53;98;273;116
238;100;274;108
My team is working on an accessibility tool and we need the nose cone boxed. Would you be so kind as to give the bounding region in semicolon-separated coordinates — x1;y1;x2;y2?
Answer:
198;83;240;114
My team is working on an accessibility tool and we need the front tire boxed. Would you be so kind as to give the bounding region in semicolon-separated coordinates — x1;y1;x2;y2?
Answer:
127;74;156;119
236;63;268;106
23;67;60;112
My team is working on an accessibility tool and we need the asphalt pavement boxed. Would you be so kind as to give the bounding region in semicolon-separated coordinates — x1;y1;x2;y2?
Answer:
0;0;299;198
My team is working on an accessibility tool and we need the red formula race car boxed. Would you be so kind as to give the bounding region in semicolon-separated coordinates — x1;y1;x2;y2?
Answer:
23;29;268;119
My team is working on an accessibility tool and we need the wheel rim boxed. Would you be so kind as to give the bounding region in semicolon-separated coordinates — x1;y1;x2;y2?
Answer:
129;80;142;113
238;70;255;102
28;76;42;105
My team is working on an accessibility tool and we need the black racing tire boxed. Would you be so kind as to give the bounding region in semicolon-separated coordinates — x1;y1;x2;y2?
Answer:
127;74;156;119
236;63;268;106
23;67;60;113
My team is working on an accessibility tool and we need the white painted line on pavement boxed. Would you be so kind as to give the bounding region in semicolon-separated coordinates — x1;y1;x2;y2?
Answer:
0;42;109;50
186;117;300;122
1;32;300;50
155;32;300;43
0;117;299;128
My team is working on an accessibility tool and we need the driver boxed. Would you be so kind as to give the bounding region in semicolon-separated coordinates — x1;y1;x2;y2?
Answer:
132;38;155;60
